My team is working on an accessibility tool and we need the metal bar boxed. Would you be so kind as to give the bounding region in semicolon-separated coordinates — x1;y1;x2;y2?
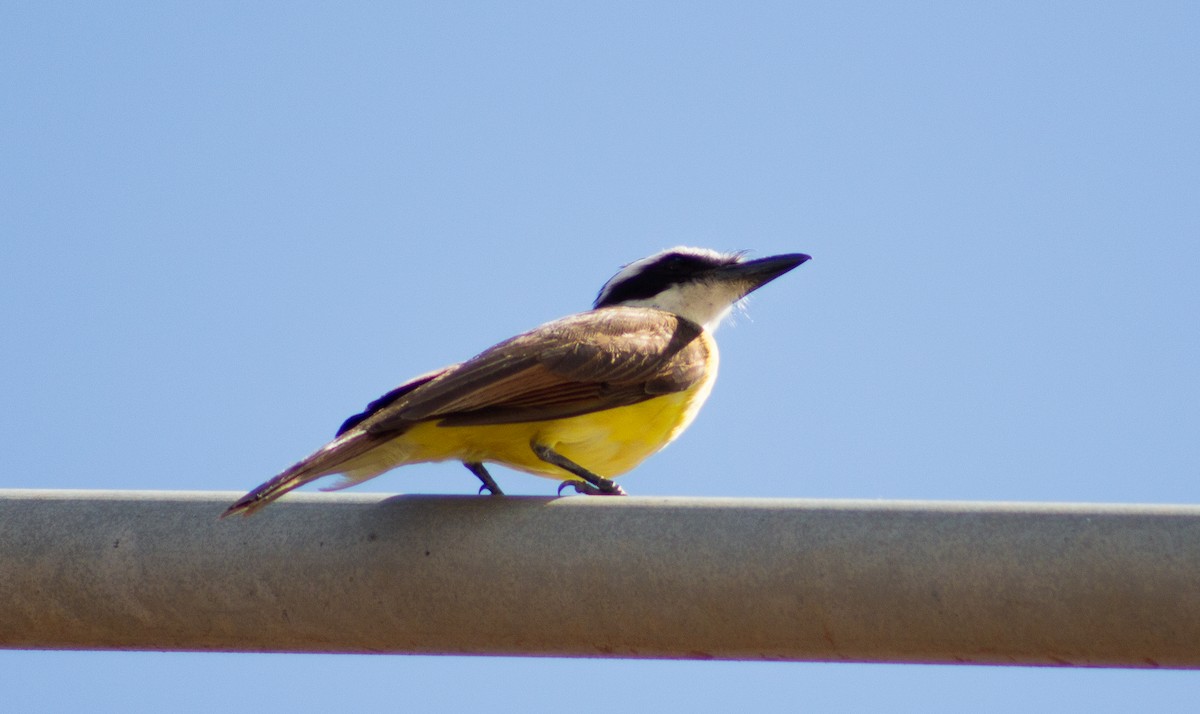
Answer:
1;489;1198;668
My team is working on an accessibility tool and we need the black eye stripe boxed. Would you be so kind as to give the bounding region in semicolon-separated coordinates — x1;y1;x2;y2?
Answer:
594;252;738;308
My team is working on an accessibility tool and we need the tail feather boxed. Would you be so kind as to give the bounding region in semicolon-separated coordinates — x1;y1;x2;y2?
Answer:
222;432;379;517
222;462;322;517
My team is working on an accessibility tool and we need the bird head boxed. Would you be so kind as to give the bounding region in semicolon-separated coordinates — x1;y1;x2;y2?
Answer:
593;247;811;330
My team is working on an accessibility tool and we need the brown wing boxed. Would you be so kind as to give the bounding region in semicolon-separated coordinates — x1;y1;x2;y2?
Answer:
334;366;448;436
358;306;708;433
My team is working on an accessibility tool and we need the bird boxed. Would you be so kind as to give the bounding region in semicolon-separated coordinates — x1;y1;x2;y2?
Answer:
223;247;810;516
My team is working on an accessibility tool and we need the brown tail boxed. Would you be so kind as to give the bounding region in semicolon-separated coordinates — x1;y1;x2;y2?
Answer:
222;432;378;517
221;462;320;517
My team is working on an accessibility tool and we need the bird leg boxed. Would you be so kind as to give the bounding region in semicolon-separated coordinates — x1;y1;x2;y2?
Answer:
463;461;505;495
531;443;628;496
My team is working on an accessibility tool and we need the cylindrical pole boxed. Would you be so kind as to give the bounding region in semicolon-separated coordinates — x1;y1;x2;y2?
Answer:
2;490;1198;668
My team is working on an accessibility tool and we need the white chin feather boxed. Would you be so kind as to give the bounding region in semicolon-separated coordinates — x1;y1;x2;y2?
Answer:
617;280;743;331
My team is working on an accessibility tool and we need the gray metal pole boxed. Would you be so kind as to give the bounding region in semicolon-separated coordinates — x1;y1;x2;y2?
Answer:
1;489;1198;667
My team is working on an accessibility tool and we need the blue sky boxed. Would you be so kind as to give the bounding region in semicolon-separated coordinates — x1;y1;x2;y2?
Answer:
2;2;1198;711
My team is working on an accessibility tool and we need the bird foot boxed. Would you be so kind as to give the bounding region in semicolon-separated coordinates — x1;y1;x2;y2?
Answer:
557;479;628;496
464;461;505;495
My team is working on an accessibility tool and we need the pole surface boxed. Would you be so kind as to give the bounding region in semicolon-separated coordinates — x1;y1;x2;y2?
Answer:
1;489;1198;667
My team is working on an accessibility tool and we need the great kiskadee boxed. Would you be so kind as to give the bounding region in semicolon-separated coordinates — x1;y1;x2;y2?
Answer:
224;247;809;516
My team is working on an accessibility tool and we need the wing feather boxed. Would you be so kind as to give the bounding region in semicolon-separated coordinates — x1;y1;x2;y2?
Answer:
359;306;707;433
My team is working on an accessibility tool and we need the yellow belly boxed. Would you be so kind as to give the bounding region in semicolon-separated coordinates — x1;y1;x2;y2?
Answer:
337;361;717;484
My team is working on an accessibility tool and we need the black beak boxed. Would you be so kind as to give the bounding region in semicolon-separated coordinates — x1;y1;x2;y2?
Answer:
713;253;811;295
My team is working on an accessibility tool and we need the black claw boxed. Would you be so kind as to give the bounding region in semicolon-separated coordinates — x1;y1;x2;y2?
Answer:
464;461;504;496
556;479;626;496
558;480;593;495
478;482;505;496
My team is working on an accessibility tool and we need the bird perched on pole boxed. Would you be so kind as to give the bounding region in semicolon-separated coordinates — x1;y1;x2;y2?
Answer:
224;247;810;516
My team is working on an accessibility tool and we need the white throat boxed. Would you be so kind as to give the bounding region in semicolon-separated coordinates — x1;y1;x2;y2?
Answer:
614;280;743;331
